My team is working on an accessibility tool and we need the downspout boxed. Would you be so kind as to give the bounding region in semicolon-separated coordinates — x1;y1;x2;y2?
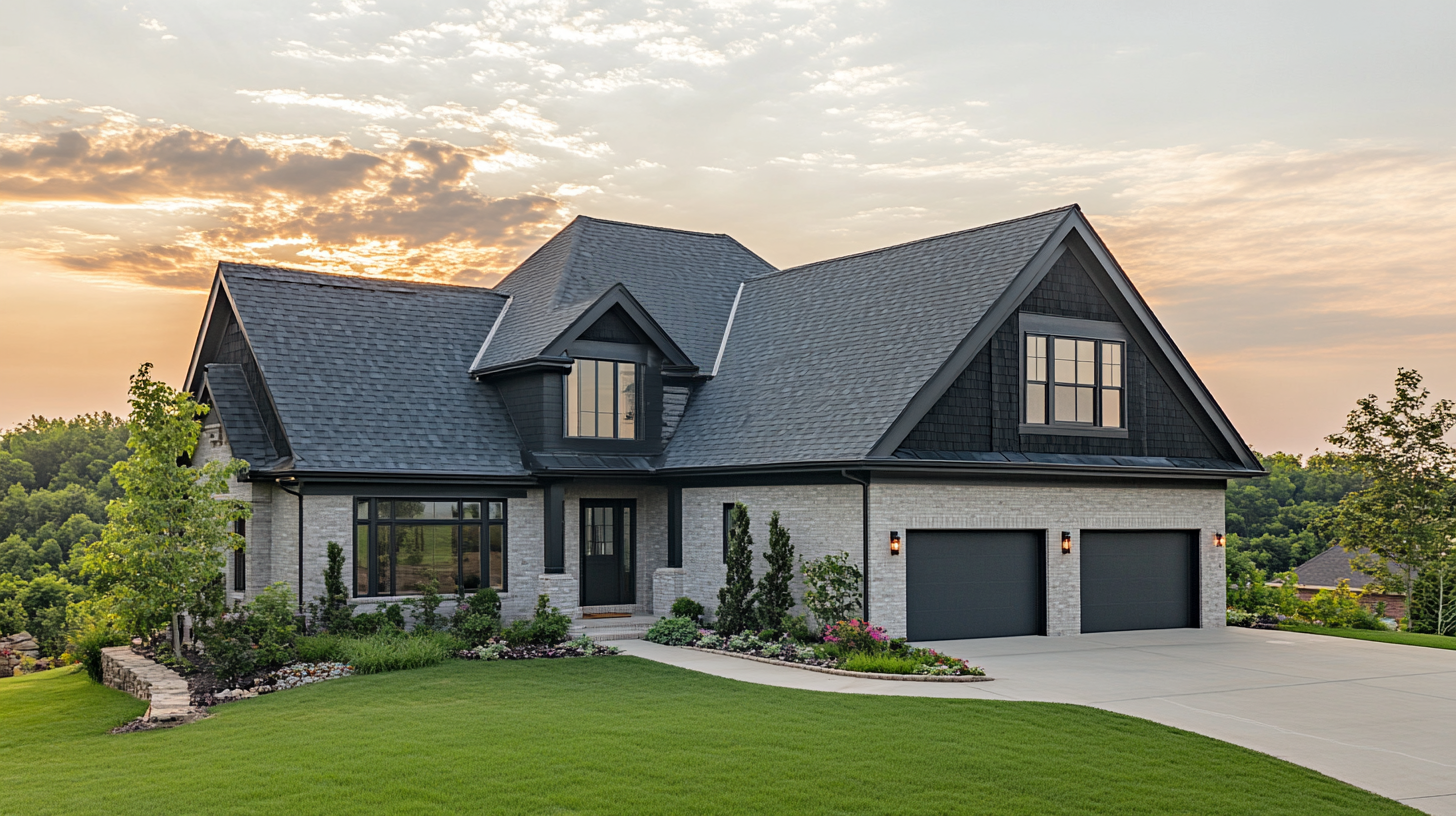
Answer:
277;477;304;611
841;470;870;622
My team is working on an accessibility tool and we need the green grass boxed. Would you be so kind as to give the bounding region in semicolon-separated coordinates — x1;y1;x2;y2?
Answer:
0;658;1416;816
1279;622;1456;650
296;631;462;673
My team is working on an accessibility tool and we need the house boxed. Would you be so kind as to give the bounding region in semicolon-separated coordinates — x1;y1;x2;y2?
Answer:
1292;547;1407;620
185;204;1263;640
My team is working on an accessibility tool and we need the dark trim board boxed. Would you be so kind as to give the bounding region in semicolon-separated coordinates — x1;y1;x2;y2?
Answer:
298;482;530;498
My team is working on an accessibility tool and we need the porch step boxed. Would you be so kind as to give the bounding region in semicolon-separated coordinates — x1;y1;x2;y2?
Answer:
569;614;659;642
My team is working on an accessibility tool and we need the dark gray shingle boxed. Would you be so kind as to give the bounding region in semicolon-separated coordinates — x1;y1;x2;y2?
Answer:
202;363;282;469
662;207;1074;468
221;263;526;476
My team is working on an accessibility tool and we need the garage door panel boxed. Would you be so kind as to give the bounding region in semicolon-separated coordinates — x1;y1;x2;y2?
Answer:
907;530;1044;641
1080;531;1195;633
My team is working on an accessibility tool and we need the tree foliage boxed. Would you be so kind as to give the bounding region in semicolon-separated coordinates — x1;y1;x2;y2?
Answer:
1225;451;1361;573
716;502;756;635
752;511;795;631
80;363;250;654
1317;368;1456;632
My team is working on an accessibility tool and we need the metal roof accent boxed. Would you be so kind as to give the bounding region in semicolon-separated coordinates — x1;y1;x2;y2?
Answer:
712;282;744;378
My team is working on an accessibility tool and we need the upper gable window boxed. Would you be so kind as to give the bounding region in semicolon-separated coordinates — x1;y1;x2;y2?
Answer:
565;359;638;439
1021;314;1127;435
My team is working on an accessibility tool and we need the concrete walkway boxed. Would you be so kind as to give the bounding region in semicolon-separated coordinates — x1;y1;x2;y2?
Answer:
618;627;1456;814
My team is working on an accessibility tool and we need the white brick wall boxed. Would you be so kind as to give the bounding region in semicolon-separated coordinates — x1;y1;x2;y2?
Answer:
869;479;1226;638
680;484;863;621
191;420;272;603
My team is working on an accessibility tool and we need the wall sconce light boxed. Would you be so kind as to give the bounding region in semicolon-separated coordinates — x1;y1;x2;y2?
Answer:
1061;531;1072;554
1214;532;1226;548
890;531;902;556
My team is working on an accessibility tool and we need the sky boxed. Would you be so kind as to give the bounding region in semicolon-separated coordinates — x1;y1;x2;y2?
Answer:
1;0;1454;456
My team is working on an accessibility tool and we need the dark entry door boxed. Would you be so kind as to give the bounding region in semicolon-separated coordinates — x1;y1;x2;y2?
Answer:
580;500;635;606
906;530;1045;641
1080;530;1196;633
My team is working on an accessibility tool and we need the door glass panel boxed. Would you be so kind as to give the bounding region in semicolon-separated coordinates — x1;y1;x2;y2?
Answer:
589;507;615;556
461;526;481;590
622;507;633;574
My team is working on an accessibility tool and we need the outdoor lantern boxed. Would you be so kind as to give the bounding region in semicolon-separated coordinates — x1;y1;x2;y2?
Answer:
1061;531;1072;554
890;531;902;556
1214;532;1226;548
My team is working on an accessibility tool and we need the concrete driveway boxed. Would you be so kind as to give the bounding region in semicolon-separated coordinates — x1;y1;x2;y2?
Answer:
620;627;1456;814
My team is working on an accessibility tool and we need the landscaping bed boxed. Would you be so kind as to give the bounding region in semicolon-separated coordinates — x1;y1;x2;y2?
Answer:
683;645;994;682
456;637;620;661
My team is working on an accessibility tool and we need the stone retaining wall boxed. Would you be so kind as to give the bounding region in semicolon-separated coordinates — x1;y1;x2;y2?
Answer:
1;631;40;675
99;647;198;724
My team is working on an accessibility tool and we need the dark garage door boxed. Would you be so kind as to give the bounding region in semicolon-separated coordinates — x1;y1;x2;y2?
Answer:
906;530;1044;641
1080;531;1196;633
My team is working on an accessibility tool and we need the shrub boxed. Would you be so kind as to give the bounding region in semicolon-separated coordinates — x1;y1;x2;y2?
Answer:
296;634;348;663
669;597;704;621
752;511;795;630
247;582;299;666
1302;580;1387;630
725;634;764;653
801;552;862;630
402;574;444;631
1409;561;1456;636
716;502;757;635
450;588;502;646
383;604;406;631
840;653;920;674
529;595;572;645
502;619;535;648
314;542;353;634
196;611;258;683
822;619;888;653
1226;609;1257;627
68;613;128;682
644;616;698;646
697;632;723;649
779;613;816;644
342;631;456;675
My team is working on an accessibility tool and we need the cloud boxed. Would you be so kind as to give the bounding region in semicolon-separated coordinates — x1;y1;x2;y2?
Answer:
238;89;419;120
808;65;908;96
0;107;568;288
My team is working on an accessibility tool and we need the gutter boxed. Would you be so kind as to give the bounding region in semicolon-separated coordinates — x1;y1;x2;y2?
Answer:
276;477;303;611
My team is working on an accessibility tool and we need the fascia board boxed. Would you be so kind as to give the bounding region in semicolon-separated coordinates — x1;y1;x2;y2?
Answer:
212;271;297;462
184;268;226;394
541;283;694;366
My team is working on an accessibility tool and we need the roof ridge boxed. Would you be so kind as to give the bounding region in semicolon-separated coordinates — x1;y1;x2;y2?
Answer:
219;261;504;294
772;204;1078;278
573;213;733;240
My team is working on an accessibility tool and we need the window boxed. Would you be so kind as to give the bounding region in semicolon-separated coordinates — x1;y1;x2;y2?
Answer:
354;499;507;597
232;519;246;592
1024;334;1123;429
722;503;735;564
565;359;637;439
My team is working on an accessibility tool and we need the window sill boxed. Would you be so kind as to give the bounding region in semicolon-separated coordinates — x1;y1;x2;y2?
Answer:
1018;423;1129;439
350;591;509;605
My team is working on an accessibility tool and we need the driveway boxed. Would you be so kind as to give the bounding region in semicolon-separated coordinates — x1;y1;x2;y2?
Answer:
620;627;1456;814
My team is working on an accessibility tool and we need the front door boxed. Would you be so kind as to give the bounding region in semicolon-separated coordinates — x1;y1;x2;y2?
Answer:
580;500;636;606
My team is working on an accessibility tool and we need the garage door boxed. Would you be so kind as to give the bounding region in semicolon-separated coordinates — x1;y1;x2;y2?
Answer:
906;530;1044;641
1080;531;1197;633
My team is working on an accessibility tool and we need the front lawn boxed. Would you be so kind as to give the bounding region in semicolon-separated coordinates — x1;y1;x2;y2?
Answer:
1279;623;1456;650
0;658;1415;816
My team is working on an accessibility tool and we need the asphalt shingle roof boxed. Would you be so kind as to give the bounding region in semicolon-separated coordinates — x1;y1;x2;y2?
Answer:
221;263;527;475
1295;547;1407;590
473;216;774;372
202;363;281;470
661;206;1074;468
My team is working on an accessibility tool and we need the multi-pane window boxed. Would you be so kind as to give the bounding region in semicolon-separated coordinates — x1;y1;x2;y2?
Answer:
354;499;507;597
565;359;637;439
232;519;246;592
1024;334;1124;428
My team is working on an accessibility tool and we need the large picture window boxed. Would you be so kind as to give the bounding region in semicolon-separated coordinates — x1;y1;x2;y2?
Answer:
565;358;637;439
1024;334;1123;429
354;499;507;597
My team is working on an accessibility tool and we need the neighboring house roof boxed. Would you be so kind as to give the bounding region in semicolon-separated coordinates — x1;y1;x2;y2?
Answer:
661;206;1073;469
1295;547;1408;592
213;263;527;476
471;216;774;373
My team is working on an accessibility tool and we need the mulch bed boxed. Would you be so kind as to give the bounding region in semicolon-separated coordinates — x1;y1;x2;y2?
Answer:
681;646;994;682
130;636;283;707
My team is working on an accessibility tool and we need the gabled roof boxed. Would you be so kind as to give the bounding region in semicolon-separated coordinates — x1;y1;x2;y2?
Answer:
200;364;282;470
662;206;1075;468
470;216;774;373
1295;547;1407;591
201;263;527;477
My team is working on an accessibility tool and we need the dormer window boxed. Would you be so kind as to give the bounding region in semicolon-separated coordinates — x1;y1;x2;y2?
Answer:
565;358;638;439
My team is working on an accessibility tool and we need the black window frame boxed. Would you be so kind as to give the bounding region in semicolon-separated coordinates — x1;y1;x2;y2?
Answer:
353;499;508;598
232;519;246;592
1018;314;1130;439
564;357;640;440
722;502;735;564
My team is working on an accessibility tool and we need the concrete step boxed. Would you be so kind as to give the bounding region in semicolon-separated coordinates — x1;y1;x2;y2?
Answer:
569;614;658;642
572;627;650;642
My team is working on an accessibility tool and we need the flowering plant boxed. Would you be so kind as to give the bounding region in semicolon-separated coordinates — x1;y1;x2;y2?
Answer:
822;619;888;653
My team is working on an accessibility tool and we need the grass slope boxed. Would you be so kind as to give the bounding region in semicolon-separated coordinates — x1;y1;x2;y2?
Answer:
0;657;1415;816
1279;622;1456;650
